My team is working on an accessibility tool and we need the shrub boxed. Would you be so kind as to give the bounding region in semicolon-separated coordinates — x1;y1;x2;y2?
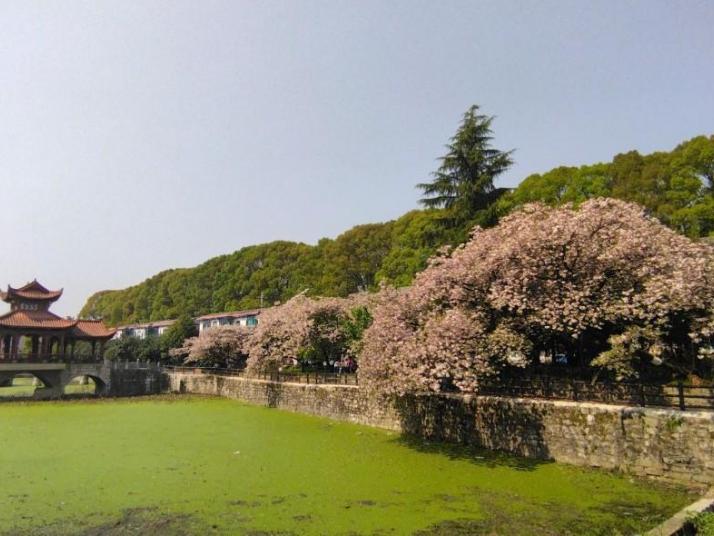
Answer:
690;511;714;536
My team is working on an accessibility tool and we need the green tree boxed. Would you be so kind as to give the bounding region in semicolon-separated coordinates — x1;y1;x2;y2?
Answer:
498;135;714;238
418;104;513;232
160;313;198;361
672;135;714;192
376;209;453;287
320;223;395;295
104;337;141;361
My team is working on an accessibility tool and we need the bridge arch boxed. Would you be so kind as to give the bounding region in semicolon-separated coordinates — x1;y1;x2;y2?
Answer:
0;371;53;399
63;375;107;396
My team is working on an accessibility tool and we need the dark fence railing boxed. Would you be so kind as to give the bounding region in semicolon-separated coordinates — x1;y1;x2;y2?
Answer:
165;366;714;411
478;376;714;411
109;360;163;371
165;366;359;386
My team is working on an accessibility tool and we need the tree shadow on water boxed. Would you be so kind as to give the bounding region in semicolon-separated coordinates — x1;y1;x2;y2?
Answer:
392;434;549;471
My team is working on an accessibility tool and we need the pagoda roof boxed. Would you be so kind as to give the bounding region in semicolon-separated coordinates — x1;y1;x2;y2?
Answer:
0;309;77;330
72;319;117;339
1;280;63;303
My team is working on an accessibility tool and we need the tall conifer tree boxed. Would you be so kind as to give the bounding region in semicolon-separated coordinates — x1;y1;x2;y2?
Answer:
418;105;513;229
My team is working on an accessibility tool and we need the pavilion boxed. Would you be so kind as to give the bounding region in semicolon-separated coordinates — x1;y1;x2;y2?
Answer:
0;280;116;361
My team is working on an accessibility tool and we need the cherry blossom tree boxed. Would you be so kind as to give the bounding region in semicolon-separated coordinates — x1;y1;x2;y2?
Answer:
171;324;253;368
245;293;373;373
360;199;714;394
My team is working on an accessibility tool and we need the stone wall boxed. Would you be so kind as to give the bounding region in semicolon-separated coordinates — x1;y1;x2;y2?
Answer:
396;394;714;489
167;371;400;430
166;370;714;489
108;365;166;397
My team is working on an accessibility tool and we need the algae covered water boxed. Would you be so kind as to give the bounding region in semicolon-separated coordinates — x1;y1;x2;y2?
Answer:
0;396;694;535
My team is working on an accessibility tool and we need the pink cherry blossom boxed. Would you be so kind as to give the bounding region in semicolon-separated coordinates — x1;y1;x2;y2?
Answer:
360;199;714;393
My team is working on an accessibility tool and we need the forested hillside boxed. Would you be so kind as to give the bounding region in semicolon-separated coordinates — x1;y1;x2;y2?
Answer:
81;212;453;325
498;135;714;237
81;132;713;326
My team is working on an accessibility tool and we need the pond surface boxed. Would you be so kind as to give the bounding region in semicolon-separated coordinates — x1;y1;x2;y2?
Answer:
0;395;694;535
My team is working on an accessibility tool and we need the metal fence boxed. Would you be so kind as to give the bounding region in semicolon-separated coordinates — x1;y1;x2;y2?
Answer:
165;366;359;386
110;360;163;371
164;366;714;410
478;376;714;411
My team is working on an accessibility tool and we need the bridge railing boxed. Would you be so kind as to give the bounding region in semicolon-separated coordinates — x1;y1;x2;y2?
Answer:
109;360;162;371
0;355;164;370
0;353;105;364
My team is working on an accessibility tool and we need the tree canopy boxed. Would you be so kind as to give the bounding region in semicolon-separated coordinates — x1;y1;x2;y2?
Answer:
359;199;714;395
498;135;714;238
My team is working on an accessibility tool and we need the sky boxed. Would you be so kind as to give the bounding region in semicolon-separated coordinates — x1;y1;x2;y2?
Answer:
0;0;712;316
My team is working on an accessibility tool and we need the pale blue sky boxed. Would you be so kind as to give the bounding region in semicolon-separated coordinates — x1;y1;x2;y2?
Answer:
0;0;712;315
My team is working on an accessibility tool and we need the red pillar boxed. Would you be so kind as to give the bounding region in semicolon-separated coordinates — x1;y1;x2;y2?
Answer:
40;336;49;359
10;335;20;360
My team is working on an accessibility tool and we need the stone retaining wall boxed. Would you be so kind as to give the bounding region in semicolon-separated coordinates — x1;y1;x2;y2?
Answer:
166;371;714;489
109;366;166;397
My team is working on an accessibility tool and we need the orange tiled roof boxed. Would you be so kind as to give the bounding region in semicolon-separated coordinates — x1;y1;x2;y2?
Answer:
196;309;261;321
0;310;77;330
1;280;63;302
73;319;117;339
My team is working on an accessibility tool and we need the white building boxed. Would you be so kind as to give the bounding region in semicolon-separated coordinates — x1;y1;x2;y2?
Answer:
114;319;175;340
114;309;261;339
196;309;260;333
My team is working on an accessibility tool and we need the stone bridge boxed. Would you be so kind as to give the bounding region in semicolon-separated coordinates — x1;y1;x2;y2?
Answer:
0;360;165;399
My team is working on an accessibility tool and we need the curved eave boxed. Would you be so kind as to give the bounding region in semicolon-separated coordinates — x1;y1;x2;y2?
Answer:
0;321;78;330
70;334;116;341
3;288;64;303
71;320;118;340
0;310;78;330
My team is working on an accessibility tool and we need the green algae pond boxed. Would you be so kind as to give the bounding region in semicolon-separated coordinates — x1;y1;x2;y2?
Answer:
0;396;695;535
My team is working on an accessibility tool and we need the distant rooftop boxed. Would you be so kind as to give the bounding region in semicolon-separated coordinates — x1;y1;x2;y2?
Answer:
116;319;176;330
195;309;261;321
